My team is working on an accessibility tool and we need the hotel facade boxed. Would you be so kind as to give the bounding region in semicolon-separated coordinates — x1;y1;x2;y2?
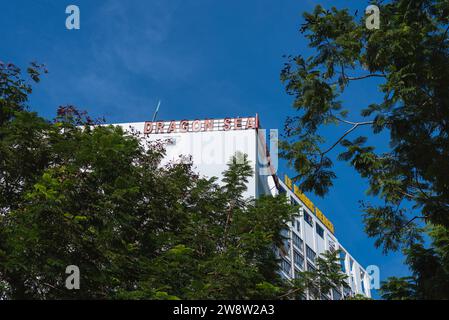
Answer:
113;115;372;299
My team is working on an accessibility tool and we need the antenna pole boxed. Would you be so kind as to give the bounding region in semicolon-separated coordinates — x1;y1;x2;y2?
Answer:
152;100;161;122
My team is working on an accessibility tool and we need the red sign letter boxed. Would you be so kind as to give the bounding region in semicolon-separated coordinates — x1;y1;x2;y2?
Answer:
167;121;177;133
192;120;202;132
180;120;189;132
246;117;256;129
234;118;242;130
204;119;214;131
156;122;164;133
223;118;231;131
144;122;153;134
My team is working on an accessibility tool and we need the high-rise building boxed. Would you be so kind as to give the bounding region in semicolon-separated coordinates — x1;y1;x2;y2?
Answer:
112;115;371;299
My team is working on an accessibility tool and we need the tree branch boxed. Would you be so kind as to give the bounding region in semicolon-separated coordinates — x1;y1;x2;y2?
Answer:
345;74;386;81
439;25;449;51
398;189;417;200
403;215;424;229
331;73;386;85
334;117;375;126
321;121;373;156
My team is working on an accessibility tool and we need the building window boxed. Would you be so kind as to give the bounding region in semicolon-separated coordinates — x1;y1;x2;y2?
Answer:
343;286;352;298
280;228;289;238
316;223;324;238
309;285;319;299
292;233;303;249
328;240;336;252
280;229;290;256
294;268;303;279
306;245;316;261
307;262;316;271
281;259;291;277
304;211;313;227
321;293;331;300
290;196;296;205
340;251;347;273
361;271;366;294
293;250;304;269
332;288;342;300
283;237;290;254
296;219;301;233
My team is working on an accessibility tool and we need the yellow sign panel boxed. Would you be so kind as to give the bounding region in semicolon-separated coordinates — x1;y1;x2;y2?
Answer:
294;185;315;212
315;207;335;234
316;207;324;221
285;175;335;234
284;175;292;190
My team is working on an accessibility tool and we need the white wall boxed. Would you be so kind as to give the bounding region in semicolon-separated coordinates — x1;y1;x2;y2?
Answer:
111;121;267;198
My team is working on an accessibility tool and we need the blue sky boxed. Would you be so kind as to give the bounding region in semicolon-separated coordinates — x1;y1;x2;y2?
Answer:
1;0;409;297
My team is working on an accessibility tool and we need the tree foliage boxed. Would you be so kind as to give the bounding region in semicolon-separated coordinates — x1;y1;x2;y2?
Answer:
0;62;349;300
280;0;449;299
283;250;350;300
380;225;449;299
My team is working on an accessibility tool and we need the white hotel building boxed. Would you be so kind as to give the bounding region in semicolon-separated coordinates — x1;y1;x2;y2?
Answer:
113;115;372;299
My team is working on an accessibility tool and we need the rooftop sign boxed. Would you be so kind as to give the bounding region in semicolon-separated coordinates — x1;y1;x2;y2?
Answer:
143;116;258;134
284;175;335;234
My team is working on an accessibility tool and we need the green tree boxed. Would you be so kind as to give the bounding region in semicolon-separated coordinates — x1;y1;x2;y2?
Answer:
280;0;449;299
0;62;305;300
283;250;349;300
380;225;449;299
379;276;417;300
346;293;373;300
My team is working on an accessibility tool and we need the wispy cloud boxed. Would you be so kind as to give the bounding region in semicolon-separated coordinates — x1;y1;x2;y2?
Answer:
90;0;198;81
39;0;202;121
